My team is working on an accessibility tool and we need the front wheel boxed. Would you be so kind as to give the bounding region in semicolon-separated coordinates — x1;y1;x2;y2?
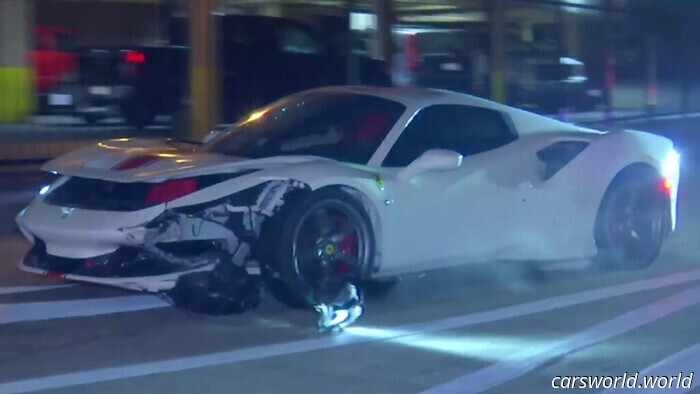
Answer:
594;173;671;270
262;189;376;308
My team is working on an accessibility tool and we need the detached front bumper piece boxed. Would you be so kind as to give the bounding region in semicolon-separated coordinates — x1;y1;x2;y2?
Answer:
19;242;217;292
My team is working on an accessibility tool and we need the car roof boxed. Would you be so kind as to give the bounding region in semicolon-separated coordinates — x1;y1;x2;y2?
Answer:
305;86;593;136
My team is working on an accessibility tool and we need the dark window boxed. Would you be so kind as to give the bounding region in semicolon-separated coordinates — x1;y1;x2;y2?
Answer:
203;92;405;164
276;25;321;54
535;64;585;81
383;105;516;167
221;18;267;47
416;31;471;56
55;33;77;53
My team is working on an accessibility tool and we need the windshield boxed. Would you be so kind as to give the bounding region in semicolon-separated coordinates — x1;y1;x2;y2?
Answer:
202;92;406;164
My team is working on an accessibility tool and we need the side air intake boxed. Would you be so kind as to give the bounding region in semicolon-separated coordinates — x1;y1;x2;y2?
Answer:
537;141;589;181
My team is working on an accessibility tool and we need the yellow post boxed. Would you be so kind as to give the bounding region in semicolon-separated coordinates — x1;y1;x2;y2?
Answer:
489;0;507;103
188;0;218;140
0;0;35;123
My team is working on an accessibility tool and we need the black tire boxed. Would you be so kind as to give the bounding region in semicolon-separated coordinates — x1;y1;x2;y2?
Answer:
594;170;671;270
356;277;400;298
261;188;376;309
168;263;260;315
261;271;310;309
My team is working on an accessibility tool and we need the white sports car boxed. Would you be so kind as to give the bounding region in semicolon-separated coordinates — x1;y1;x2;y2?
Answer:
16;86;679;314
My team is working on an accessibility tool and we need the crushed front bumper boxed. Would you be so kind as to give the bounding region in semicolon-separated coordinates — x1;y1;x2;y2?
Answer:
19;242;217;292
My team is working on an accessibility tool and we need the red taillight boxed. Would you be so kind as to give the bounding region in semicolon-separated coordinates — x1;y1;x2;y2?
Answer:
113;156;160;171
406;34;420;72
145;178;198;205
125;52;145;63
661;178;673;196
47;271;65;279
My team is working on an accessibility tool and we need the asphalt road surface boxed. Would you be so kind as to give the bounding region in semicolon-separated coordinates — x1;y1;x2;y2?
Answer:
0;116;699;393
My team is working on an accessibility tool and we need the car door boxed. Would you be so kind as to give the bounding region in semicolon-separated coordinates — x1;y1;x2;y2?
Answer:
379;104;529;273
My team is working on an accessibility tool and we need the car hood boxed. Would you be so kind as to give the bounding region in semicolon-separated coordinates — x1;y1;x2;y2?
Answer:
42;138;334;182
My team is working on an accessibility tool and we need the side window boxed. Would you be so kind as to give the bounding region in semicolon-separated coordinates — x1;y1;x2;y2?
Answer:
222;22;253;46
383;105;515;167
383;106;457;167
276;25;321;54
55;33;77;53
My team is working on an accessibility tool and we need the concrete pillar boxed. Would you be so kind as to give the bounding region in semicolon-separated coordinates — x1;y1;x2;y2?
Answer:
0;0;34;123
562;11;582;58
489;0;507;103
188;0;218;140
645;35;658;113
345;0;359;84
680;10;692;112
603;2;617;117
373;0;394;73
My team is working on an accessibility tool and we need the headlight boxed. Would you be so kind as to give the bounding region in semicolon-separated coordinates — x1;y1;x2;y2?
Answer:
662;149;680;178
37;171;61;196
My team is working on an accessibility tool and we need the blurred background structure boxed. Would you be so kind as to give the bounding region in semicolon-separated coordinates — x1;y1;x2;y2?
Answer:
1;0;699;163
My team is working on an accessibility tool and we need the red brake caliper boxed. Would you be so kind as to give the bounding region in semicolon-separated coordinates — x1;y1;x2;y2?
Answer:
337;216;357;275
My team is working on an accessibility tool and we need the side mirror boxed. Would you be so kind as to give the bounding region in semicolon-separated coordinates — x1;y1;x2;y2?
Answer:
202;130;224;144
396;149;463;181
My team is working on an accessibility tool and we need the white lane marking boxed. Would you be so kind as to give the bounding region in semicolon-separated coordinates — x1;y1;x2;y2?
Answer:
0;190;36;205
397;268;700;334
600;343;700;393
1;269;700;393
0;285;76;296
0;296;169;325
421;285;700;394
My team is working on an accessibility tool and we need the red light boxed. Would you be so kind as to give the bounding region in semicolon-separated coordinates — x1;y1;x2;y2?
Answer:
125;52;145;63
113;156;160;171
406;34;420;72
145;178;198;205
338;264;352;275
661;178;672;196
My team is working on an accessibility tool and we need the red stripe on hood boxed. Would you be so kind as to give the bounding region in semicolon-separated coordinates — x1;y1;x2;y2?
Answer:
113;156;161;171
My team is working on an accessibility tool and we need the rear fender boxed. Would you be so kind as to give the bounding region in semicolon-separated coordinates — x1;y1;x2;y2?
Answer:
542;129;677;236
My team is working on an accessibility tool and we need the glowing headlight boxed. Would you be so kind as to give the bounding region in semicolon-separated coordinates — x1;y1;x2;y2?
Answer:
662;149;680;178
38;185;51;196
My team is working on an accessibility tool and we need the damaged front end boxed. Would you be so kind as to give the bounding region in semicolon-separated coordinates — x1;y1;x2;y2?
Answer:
20;176;365;330
19;178;300;287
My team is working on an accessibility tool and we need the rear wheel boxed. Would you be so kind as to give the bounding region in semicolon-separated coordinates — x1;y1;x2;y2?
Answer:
594;172;671;270
262;189;375;308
